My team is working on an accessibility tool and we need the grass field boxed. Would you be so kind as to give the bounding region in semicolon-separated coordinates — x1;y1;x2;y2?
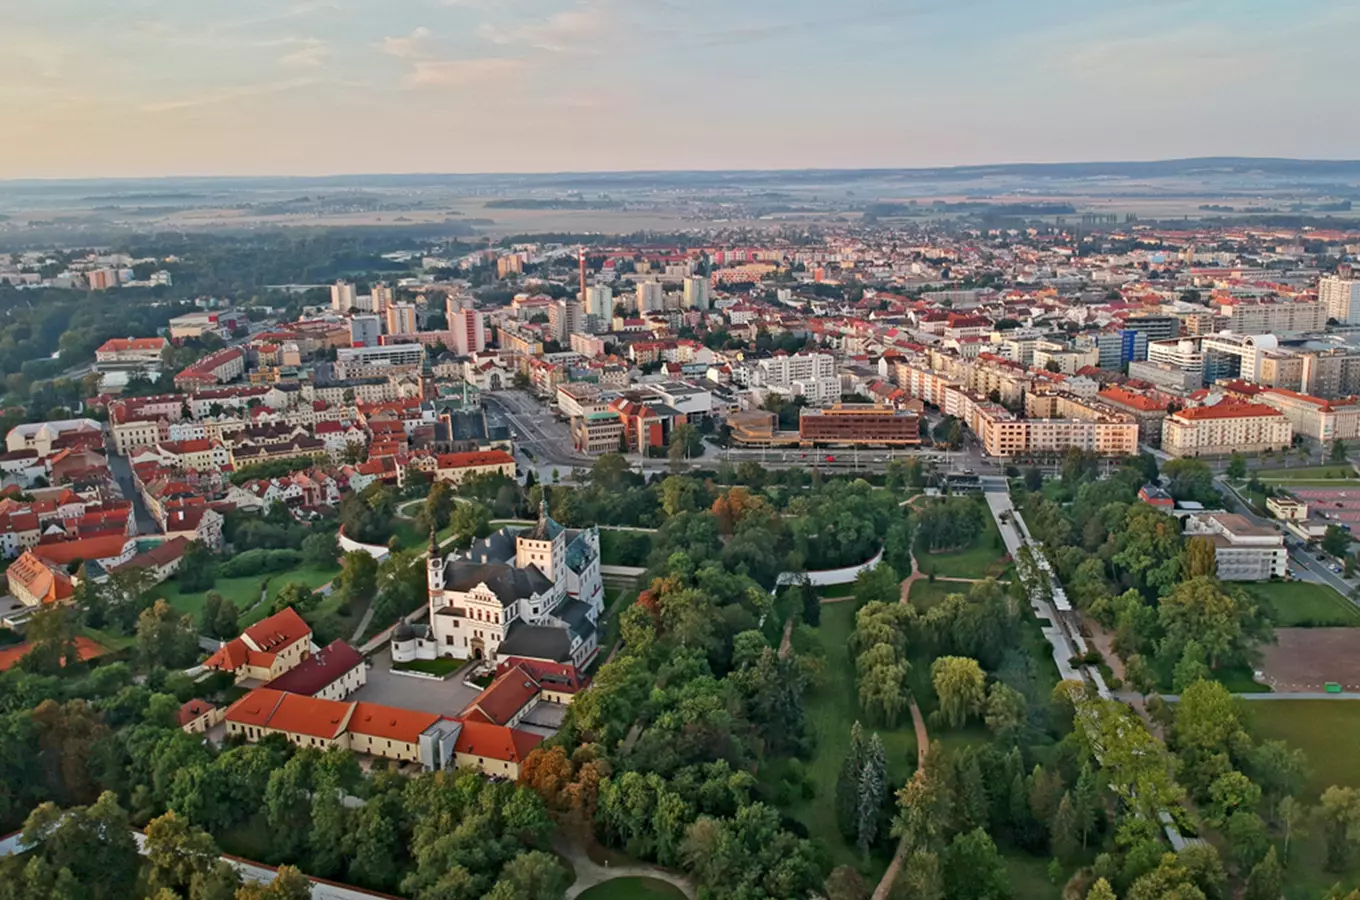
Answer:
790;601;918;869
1256;465;1357;481
576;878;687;900
1247;701;1360;899
1249;581;1360;627
148;563;341;628
1248;700;1360;797
392;657;463;677
918;514;1010;580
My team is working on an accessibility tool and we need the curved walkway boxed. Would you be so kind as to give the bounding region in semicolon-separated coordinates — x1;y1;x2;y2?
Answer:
556;836;695;900
870;700;929;900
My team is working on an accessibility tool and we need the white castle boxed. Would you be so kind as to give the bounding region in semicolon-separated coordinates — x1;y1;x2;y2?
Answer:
396;501;603;669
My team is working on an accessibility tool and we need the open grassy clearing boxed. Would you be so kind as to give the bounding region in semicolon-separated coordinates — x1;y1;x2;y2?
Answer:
917;513;1010;580
1249;581;1360;627
576;877;687;900
1255;465;1357;480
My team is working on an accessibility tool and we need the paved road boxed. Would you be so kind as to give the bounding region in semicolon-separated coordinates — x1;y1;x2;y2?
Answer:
105;446;160;535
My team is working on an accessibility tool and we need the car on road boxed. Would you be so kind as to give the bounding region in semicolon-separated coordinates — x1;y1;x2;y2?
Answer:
1317;553;1328;561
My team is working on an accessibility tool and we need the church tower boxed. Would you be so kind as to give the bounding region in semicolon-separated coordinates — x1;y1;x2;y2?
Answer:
426;528;444;594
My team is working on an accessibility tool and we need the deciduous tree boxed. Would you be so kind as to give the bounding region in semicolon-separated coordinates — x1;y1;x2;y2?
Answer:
931;656;985;729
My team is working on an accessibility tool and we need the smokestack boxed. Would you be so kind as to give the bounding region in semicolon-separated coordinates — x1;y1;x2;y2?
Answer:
578;246;587;304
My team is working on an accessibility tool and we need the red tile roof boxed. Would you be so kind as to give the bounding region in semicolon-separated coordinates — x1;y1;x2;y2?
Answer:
266;692;354;740
460;664;540;726
452;720;543;763
177;699;217;726
348;703;441;744
435;450;515;469
1173;402;1284;421
244;607;311;653
0;635;103;672
263;640;364;696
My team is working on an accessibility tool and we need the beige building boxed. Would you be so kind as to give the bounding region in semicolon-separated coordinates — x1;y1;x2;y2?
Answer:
1258;388;1360;442
1162;403;1292;457
433;450;516;485
572;412;626;454
1301;347;1360;399
1183;513;1287;581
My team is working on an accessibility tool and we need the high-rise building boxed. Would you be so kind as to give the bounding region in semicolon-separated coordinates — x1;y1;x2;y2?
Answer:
682;275;711;311
350;315;382;348
331;281;356;313
371;283;395;313
1320;276;1360;324
548;299;583;343
386;303;417;336
452;309;486;357
585;285;613;326
636;281;664;313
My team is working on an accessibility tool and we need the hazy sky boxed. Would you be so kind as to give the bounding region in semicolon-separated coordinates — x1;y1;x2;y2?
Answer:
3;0;1356;178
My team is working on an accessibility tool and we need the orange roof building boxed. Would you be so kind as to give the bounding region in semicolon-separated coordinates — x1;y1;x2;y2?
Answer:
1163;402;1292;458
433;449;516;486
7;550;75;607
205;607;313;683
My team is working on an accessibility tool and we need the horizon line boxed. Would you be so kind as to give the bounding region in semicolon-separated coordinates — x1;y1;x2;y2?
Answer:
4;155;1360;185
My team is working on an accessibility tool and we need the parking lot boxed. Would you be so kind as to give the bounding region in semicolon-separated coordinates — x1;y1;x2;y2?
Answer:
352;649;481;718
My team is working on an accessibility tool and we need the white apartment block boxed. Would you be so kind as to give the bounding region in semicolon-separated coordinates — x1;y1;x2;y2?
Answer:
331;281;356;313
1183;513;1286;581
1219;299;1325;334
1162;403;1292;457
755;352;841;406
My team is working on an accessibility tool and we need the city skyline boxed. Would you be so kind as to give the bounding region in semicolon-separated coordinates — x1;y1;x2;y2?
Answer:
3;0;1358;179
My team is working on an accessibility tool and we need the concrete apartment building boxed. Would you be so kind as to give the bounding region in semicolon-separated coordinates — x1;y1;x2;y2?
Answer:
1183;513;1287;581
1218;299;1326;334
331;281;357;313
755;351;841;406
682;275;711;310
636;280;665;313
1161;402;1292;457
450;308;487;356
1258;388;1360;442
1321;275;1360;324
1097;386;1169;446
385;303;416;336
1300;346;1360;399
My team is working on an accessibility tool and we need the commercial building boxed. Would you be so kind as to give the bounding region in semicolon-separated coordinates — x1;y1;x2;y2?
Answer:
1257;388;1360;442
1321;275;1360;324
1126;360;1202;394
798;404;921;446
385;303;417;336
1183;513;1287;581
1161;403;1292;457
1123;315;1181;342
571;411;626;454
336;343;424;370
350;315;382;348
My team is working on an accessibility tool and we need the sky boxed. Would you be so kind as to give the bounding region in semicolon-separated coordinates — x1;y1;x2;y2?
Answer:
2;0;1357;179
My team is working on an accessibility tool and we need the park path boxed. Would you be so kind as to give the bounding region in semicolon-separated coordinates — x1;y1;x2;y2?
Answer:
555;835;695;900
869;700;929;900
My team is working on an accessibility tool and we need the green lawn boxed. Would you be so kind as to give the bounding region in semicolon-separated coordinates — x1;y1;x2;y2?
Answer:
1247;701;1360;899
575;877;688;900
148;563;341;629
1004;852;1061;900
791;601;918;870
1249;581;1360;627
1256;465;1357;481
393;657;464;677
908;579;966;611
918;515;1009;580
1248;700;1360;797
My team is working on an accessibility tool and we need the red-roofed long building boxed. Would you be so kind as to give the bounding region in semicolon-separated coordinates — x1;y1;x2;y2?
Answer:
205;607;314;682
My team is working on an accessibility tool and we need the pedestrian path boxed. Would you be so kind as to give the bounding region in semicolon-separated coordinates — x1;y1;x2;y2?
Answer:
555;835;695;899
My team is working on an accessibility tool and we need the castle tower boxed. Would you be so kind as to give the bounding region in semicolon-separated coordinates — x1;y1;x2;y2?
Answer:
426;527;444;593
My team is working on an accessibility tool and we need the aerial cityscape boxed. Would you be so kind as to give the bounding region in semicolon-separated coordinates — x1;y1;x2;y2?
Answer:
4;3;1360;900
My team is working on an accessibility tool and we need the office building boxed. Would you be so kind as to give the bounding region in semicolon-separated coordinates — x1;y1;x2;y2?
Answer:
1161;403;1292;457
452;309;486;357
336;344;424;370
1321;276;1360;325
386;303;417;336
1183;513;1286;581
331;281;356;313
1219;299;1326;334
636;281;665;313
798;404;921;446
350;315;382;348
682;275;711;311
1123;315;1180;342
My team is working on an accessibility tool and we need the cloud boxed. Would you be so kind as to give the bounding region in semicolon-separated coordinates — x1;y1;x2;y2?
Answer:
141;77;321;113
379;26;434;59
476;1;608;52
405;57;524;87
263;37;331;68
